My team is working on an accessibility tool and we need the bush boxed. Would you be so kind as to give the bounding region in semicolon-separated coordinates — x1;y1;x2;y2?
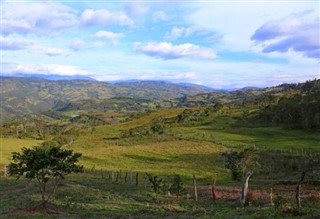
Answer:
8;141;83;208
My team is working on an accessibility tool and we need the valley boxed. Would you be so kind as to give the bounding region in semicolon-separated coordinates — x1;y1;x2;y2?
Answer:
0;78;319;218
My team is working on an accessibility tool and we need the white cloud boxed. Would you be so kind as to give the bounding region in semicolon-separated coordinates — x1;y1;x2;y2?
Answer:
2;2;78;35
134;42;217;59
251;13;320;59
2;62;90;76
95;31;124;44
93;41;105;48
0;36;33;50
80;9;133;27
43;48;65;56
187;2;318;51
69;39;87;51
93;70;198;82
152;11;168;22
124;2;149;18
164;26;200;41
1;36;64;56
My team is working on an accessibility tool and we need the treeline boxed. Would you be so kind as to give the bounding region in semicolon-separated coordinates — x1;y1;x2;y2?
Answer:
256;79;320;130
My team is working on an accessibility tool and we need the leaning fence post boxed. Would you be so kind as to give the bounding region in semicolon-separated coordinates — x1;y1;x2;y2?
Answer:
193;174;198;201
119;170;122;179
240;171;253;207
130;168;133;184
125;172;128;183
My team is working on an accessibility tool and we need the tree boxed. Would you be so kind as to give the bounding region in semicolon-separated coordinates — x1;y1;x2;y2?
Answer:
169;174;185;199
221;147;259;181
8;141;83;208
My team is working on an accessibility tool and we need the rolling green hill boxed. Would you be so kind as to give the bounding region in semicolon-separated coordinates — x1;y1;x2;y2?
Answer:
1;79;319;218
0;77;209;123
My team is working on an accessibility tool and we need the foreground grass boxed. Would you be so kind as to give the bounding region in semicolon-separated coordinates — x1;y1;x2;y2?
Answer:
1;108;319;218
1;173;319;219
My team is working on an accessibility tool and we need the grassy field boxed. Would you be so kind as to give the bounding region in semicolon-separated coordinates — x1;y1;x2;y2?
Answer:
1;108;319;218
0;138;42;168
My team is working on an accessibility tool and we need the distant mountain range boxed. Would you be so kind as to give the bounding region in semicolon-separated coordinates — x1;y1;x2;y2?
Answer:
0;76;212;123
2;75;317;124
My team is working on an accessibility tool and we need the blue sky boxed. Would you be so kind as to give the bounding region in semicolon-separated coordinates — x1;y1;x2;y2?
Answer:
1;0;319;89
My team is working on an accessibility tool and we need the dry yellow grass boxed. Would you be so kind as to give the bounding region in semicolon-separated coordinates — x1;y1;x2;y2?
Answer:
0;138;42;170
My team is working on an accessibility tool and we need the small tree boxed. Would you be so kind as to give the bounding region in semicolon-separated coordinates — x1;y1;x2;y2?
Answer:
221;147;258;181
8;141;83;208
147;173;163;193
169;174;185;200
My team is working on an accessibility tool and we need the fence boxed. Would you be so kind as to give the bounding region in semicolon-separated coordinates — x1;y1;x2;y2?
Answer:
81;166;320;207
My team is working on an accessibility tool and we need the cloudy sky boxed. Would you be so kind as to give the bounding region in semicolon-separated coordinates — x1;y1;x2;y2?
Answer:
1;0;319;89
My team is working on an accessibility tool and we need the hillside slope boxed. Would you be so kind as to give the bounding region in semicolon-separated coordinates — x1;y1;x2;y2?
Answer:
0;77;210;123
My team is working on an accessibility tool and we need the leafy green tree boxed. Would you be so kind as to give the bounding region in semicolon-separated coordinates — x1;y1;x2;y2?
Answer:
150;120;165;134
169;174;185;199
147;173;163;193
8;141;83;208
221;147;259;181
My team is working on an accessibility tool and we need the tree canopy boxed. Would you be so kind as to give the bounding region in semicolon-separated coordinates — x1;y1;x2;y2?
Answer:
8;141;83;207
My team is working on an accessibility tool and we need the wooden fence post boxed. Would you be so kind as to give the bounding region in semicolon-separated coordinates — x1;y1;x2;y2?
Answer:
116;171;119;182
136;172;139;186
130;168;133;185
119;170;122;179
211;176;217;200
144;173;147;190
296;171;306;209
270;188;274;206
240;171;253;207
193;174;198;201
111;170;115;181
4;165;8;178
125;172;128;183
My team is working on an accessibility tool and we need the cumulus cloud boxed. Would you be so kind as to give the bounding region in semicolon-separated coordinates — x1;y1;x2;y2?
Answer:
2;62;89;76
152;11;168;22
251;12;320;58
95;31;124;44
69;38;107;51
1;36;64;56
80;9;133;27
0;36;33;50
42;48;65;56
2;2;78;35
124;2;149;18
134;42;217;59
